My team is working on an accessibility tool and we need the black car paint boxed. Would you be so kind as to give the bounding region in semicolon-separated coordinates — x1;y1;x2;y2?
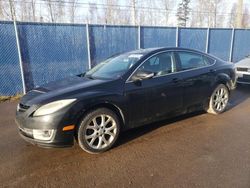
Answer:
15;47;236;147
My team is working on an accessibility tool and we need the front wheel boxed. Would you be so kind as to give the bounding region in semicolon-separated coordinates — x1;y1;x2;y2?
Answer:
77;108;120;154
207;84;229;115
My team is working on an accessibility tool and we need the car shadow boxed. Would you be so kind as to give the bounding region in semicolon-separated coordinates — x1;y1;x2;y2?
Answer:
116;111;204;148
227;84;250;110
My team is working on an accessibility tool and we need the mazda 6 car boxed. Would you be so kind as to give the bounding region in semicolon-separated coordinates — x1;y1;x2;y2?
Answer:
15;47;236;153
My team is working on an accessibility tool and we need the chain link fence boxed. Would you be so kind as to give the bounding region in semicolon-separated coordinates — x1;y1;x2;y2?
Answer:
233;30;250;61
0;21;250;96
141;26;176;48
0;21;23;95
89;25;138;66
208;29;233;61
17;22;89;91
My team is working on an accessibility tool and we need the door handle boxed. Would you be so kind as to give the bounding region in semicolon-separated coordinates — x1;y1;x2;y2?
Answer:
172;78;181;83
210;69;216;73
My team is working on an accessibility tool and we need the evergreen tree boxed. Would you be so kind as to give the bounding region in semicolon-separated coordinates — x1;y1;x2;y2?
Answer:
176;0;191;27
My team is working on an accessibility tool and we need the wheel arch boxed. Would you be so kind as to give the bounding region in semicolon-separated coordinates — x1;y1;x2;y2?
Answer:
74;102;126;131
205;73;232;110
215;73;232;92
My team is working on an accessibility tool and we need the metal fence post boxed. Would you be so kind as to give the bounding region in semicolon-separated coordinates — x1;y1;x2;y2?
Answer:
205;28;210;53
229;28;235;62
13;20;26;94
86;23;92;69
138;25;141;49
176;27;179;47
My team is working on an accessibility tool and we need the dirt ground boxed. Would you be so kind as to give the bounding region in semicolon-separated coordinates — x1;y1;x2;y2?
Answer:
0;85;250;188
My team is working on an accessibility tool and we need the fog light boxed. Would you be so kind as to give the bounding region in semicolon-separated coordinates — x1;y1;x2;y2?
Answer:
33;129;55;141
19;127;33;137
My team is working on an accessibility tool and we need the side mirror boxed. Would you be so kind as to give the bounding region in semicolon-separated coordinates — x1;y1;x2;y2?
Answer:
132;70;155;81
77;72;86;77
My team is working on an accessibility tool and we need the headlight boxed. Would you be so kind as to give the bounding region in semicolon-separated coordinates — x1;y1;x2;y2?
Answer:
33;99;76;116
33;129;55;141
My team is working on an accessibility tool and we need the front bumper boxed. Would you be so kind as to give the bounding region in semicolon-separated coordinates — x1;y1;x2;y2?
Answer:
18;130;73;148
236;71;250;84
15;105;75;148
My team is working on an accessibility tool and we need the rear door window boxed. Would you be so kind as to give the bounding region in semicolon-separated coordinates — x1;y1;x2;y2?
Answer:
176;51;208;71
203;56;216;65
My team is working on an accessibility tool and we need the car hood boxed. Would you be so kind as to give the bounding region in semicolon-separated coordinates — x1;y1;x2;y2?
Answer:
235;58;250;68
20;76;111;106
37;76;101;91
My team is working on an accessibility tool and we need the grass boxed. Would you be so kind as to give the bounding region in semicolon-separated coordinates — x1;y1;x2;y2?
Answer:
0;94;23;103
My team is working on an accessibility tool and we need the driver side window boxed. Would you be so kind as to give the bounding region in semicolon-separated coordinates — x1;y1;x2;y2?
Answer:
136;52;174;77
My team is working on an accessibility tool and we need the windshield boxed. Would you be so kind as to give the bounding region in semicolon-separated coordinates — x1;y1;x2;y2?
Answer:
85;53;143;80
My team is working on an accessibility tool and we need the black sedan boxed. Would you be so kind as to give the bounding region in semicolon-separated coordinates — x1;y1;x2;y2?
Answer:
15;47;236;153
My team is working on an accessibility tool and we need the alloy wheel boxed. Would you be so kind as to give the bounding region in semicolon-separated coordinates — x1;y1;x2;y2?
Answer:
212;86;229;112
84;114;117;149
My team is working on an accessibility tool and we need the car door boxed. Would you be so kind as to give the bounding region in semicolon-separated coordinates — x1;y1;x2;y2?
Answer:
174;51;215;110
124;51;184;128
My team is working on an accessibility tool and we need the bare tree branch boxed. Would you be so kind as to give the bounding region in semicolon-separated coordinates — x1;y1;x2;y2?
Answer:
8;0;16;21
47;0;55;22
68;0;78;23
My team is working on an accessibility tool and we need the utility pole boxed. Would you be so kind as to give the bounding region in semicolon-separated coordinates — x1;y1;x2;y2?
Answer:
9;0;26;93
236;0;243;28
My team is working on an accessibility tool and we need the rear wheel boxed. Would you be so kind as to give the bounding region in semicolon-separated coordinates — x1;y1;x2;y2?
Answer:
207;84;229;115
77;108;120;154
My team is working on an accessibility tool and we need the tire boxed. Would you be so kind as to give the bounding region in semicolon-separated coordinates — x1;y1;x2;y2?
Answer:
77;108;120;154
207;84;229;115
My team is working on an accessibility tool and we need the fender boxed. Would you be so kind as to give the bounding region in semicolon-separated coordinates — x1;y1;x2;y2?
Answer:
215;73;234;91
71;91;127;129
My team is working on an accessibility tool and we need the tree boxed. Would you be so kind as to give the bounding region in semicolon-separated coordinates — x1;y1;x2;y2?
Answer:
20;1;35;22
236;0;243;28
242;7;250;28
131;0;137;25
31;0;36;22
192;0;223;28
88;3;98;24
162;0;171;25
228;3;237;27
103;0;117;24
209;0;223;27
176;0;191;27
46;0;65;23
47;0;55;22
8;0;16;21
190;0;211;27
145;0;156;26
57;0;65;23
68;0;78;23
0;1;4;20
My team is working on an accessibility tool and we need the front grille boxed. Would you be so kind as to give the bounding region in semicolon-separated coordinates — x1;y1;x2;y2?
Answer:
237;67;248;72
18;103;30;112
238;77;250;83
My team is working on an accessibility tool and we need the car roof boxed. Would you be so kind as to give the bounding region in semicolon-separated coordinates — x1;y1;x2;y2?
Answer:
128;47;205;56
127;47;225;63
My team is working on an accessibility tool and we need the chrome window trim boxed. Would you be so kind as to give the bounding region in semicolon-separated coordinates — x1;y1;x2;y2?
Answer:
125;49;216;83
